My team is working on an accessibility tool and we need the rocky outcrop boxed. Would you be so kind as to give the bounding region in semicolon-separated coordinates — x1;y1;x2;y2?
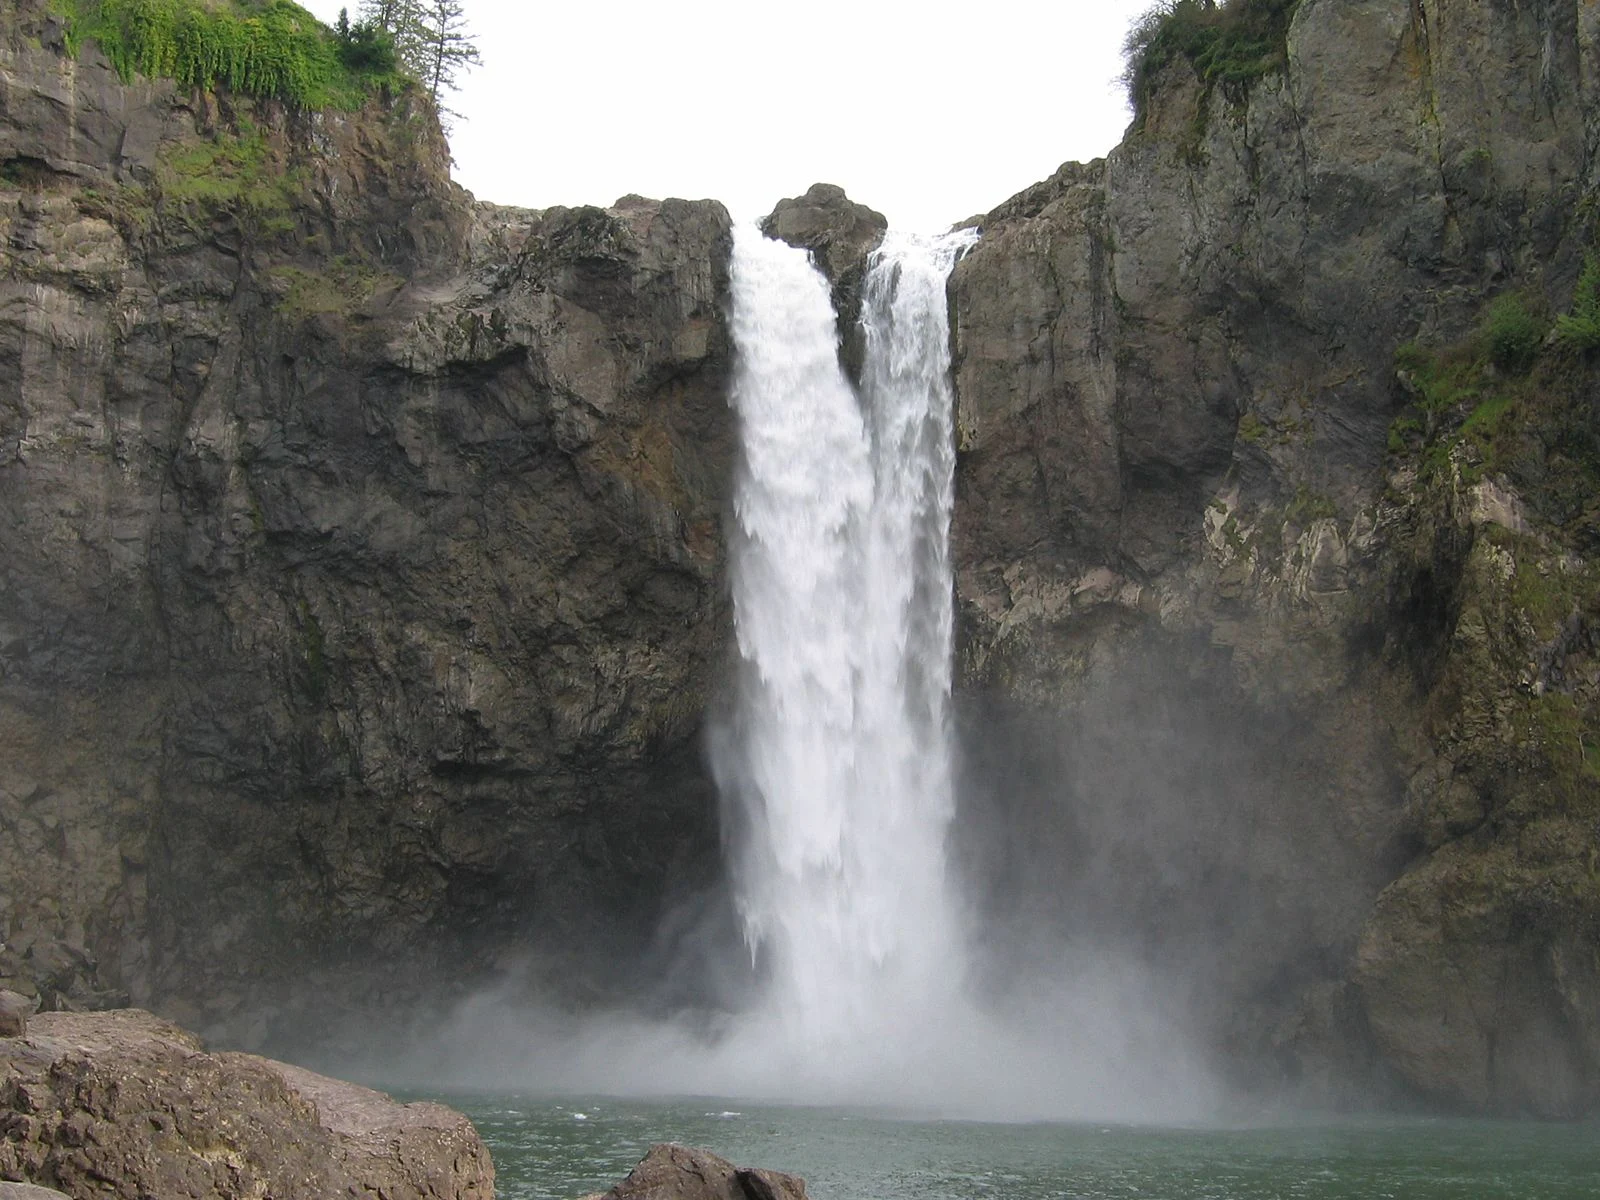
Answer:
760;183;886;377
0;1009;492;1199
0;0;737;1045
7;0;1600;1124
0;1184;70;1200
0;998;30;1041
948;0;1600;1115
582;1144;808;1200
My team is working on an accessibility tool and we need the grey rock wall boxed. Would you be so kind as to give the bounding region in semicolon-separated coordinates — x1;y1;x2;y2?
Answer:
0;1;737;1047
948;0;1600;1115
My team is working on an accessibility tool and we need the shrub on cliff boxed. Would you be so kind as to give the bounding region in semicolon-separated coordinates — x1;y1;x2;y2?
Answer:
1555;255;1600;353
1123;0;1302;125
1483;293;1546;374
334;8;397;77
56;0;405;108
1389;290;1600;518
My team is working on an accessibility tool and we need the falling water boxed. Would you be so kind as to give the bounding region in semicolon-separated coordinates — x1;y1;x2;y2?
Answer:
718;224;977;1081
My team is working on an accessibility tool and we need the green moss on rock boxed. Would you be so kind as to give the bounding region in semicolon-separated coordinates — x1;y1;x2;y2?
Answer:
157;120;295;215
269;256;399;321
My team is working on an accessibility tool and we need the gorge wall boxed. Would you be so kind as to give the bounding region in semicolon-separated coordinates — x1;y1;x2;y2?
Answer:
947;0;1600;1116
0;0;736;1047
2;0;1599;1119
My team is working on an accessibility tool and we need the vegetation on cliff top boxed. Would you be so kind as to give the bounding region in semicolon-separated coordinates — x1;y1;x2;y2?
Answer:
54;0;404;108
1123;0;1302;125
358;0;480;116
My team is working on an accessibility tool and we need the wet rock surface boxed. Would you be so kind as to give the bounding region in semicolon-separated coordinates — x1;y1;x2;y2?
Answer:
0;1010;493;1199
760;182;886;378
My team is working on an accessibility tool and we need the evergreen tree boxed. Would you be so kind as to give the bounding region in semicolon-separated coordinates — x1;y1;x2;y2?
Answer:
336;7;398;77
359;0;416;36
357;0;479;120
359;0;427;79
416;0;482;117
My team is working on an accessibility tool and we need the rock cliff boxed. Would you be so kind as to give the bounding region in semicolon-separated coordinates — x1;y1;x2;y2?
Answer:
0;0;736;1045
948;0;1600;1115
5;0;1600;1122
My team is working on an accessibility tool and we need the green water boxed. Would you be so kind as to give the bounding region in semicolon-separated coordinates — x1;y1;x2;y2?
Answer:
434;1096;1599;1199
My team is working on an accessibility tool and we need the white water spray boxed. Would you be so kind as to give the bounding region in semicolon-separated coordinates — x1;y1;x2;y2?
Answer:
716;224;977;1082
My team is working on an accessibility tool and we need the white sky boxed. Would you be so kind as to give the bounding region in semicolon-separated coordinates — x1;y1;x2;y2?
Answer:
302;0;1153;231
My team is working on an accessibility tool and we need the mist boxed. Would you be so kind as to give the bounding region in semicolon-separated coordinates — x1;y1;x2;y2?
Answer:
374;946;1222;1125
343;624;1400;1124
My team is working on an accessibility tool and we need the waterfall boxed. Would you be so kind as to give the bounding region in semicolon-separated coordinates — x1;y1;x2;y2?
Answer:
426;221;1219;1121
718;224;977;1076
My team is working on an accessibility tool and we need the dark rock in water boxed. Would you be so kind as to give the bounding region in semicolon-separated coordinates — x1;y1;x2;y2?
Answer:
761;182;887;378
589;1144;807;1200
0;992;34;1038
0;1010;493;1199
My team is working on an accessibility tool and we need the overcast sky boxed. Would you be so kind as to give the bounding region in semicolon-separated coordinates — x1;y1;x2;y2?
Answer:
302;0;1154;231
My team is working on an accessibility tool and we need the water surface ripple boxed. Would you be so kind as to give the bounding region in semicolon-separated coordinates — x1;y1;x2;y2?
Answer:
443;1096;1600;1200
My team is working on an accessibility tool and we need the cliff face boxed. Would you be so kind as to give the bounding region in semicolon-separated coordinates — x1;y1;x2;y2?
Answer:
0;2;736;1044
950;0;1600;1115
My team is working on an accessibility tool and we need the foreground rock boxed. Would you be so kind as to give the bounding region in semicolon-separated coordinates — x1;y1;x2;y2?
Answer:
582;1144;807;1200
0;1010;493;1200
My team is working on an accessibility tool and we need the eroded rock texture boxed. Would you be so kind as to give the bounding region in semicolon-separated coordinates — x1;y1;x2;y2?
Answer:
0;0;736;1045
0;1010;493;1199
949;0;1600;1115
